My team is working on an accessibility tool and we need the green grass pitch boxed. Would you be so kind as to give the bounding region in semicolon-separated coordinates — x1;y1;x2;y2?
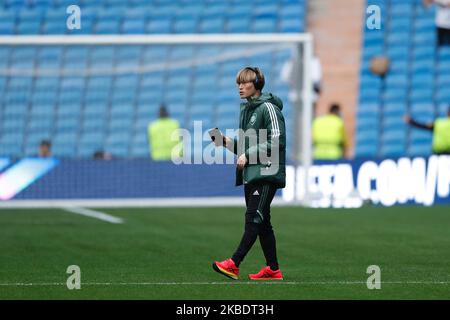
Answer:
0;205;449;299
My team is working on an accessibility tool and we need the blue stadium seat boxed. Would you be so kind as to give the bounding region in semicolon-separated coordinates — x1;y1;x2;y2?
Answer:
3;103;27;119
130;132;149;158
32;90;58;105
363;31;385;47
52;143;77;158
279;18;303;32
437;103;450;117
382;88;408;103
175;3;202;18
109;117;134;132
413;30;436;45
410;130;432;144
437;62;450;78
146;19;172;34
227;17;251;33
87;75;113;90
124;7;148;20
355;143;378;158
438;46;450;61
410;103;435;122
279;3;304;18
411;73;434;89
83;101;109;117
387;45;410;60
0;9;16;22
408;144;432;157
380;143;406;158
203;3;228;18
356;128;379;144
382;115;407;131
199;18;225;33
64;47;89;64
82;115;107;130
227;5;253;19
381;128;407;144
0;143;22;157
55;115;80;132
173;18;198;33
252;17;278;33
79;131;105;146
357;103;380;118
110;102;135;117
122;19;146;34
1;118;26;134
410;89;434;103
359;88;381;104
436;88;450;103
412;46;435;61
216;116;238;131
53;132;78;146
0;21;15;34
95;20;120;34
387;32;412;47
383;102;407;117
18;7;44;22
389;18;412;32
16;20;42;34
385;73;409;88
411;58;435;74
414;17;435;32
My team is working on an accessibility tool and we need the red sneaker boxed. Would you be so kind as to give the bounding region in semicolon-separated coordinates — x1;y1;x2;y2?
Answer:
212;258;239;280
248;266;283;280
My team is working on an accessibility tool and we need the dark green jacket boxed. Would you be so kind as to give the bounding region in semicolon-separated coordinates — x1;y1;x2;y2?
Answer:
232;93;286;188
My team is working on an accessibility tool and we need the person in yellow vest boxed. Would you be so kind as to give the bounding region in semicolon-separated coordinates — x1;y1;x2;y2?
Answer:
404;106;450;155
148;104;182;161
312;103;348;160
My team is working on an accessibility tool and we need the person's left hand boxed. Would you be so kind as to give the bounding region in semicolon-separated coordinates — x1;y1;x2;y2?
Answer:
237;153;247;170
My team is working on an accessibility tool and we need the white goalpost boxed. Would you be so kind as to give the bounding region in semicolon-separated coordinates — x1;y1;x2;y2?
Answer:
0;33;314;208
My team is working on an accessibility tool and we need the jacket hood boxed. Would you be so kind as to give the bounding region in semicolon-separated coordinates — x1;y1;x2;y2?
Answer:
246;92;283;110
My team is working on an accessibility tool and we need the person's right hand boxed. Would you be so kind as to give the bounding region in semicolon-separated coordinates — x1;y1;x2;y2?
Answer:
403;114;412;124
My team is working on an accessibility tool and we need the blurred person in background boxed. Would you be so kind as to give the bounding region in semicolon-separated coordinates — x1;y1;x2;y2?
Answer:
93;150;113;160
423;0;450;46
404;105;450;155
312;103;348;160
148;104;182;161
38;139;52;158
280;49;322;111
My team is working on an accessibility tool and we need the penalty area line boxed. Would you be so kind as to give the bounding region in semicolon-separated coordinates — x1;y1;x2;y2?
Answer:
61;206;124;224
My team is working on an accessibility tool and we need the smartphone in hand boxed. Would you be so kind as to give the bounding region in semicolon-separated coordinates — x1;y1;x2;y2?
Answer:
208;127;224;146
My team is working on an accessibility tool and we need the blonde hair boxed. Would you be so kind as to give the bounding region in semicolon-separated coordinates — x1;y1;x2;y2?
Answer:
235;67;265;90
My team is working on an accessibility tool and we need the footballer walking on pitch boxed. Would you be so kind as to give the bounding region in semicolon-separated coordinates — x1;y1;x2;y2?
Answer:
211;67;286;280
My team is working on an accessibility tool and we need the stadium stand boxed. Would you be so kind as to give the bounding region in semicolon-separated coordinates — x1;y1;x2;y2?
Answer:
356;0;450;158
0;0;306;159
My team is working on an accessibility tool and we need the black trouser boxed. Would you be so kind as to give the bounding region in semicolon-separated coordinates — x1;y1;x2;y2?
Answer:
437;27;450;47
231;182;279;270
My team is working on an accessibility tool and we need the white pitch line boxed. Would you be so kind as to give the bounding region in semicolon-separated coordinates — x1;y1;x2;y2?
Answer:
61;206;123;224
1;281;449;287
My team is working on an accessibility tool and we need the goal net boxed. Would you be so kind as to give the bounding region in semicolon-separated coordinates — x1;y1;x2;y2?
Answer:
0;34;313;206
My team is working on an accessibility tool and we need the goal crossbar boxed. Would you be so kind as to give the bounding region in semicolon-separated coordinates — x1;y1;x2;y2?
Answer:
0;33;312;45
